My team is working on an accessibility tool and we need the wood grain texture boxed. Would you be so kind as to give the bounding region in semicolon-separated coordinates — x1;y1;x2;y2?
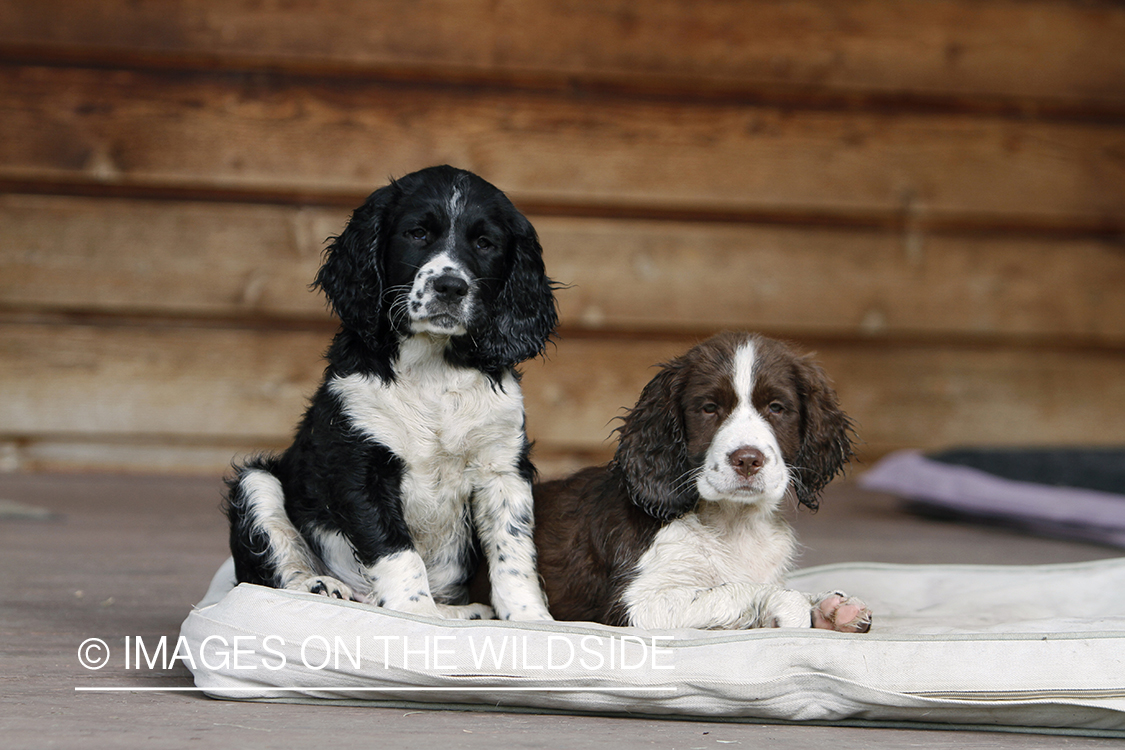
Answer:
0;194;334;320
1;472;1113;749
535;218;1125;345
3;0;1122;476
2;0;1123;109
0;321;325;441
2;66;1123;226
524;337;1125;456
0;437;597;478
3;322;1122;465
4;195;1124;344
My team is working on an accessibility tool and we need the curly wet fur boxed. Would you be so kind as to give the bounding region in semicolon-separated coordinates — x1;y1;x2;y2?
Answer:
225;165;557;621
532;332;869;631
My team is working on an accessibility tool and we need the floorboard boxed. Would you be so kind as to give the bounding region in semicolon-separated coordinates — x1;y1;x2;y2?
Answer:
2;472;1120;748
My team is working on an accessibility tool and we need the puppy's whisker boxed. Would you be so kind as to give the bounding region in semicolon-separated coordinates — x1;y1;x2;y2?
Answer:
670;466;704;496
785;469;813;510
673;466;703;488
380;284;413;305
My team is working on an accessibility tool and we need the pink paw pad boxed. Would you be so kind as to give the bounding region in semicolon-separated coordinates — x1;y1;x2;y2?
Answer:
812;592;872;633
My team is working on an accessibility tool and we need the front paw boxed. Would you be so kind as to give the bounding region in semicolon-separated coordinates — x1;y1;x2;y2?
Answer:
435;603;496;621
496;602;554;622
290;575;354;601
764;589;817;628
812;591;872;633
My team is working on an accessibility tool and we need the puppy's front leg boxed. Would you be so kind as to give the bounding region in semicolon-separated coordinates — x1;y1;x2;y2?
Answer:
699;585;871;631
362;549;440;616
362;549;492;620
627;582;799;629
472;473;553;621
627;583;870;631
753;589;872;632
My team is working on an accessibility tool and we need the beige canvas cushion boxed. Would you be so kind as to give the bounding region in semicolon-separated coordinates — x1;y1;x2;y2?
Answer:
181;557;1125;735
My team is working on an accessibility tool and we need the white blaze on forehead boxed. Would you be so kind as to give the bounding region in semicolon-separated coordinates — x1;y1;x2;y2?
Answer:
696;336;791;504
732;339;757;410
443;186;465;253
448;186;464;221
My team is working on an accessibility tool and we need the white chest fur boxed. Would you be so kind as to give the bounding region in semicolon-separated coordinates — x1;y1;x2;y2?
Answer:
327;336;527;585
623;501;797;623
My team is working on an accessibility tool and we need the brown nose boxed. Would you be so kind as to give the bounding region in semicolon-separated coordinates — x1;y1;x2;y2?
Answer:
728;447;766;478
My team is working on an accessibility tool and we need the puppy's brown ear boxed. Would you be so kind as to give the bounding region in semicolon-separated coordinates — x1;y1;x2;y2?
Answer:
791;355;856;510
612;359;698;520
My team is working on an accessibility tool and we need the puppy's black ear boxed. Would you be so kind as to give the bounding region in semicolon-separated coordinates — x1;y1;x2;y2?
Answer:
469;215;558;372
612;359;698;520
312;182;399;344
790;355;856;511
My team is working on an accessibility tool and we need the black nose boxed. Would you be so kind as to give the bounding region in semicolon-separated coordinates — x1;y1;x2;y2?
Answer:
432;274;469;301
728;447;766;478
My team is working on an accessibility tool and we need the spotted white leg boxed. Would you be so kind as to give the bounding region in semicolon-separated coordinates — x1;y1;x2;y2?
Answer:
472;472;553;621
361;549;493;620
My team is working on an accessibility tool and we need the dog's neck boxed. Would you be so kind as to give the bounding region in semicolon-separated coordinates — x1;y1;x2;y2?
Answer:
693;496;781;529
394;332;455;373
690;497;796;576
325;327;457;379
326;326;512;388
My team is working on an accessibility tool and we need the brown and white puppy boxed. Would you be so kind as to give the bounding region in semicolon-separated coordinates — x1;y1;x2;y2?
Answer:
532;332;872;632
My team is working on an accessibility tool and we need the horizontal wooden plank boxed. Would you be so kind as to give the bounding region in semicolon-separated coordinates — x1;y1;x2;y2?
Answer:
0;438;601;479
0;321;325;441
2;0;1123;110
0;438;283;477
2;67;1124;227
0;194;333;320
2;322;1123;465
524;337;1125;457
4;194;1124;344
538;219;1125;345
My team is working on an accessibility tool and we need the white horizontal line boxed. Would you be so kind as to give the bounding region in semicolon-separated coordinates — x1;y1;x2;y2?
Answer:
76;686;676;693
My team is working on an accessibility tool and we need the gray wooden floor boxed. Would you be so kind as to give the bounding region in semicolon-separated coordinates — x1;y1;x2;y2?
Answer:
2;471;1121;748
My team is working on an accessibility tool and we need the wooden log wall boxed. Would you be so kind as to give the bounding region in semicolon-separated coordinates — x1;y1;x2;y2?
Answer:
1;0;1123;476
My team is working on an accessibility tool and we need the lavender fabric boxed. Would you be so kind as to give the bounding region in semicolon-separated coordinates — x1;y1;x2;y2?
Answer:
859;451;1125;548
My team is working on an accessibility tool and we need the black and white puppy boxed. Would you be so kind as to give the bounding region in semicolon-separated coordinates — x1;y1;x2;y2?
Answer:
532;332;872;631
225;165;556;621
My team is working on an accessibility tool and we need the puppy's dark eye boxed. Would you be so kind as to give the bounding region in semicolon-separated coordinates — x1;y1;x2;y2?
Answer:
474;236;495;252
406;227;428;241
767;401;786;415
701;403;719;415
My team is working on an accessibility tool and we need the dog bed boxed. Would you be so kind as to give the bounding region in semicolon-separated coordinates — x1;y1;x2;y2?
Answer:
180;557;1125;736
